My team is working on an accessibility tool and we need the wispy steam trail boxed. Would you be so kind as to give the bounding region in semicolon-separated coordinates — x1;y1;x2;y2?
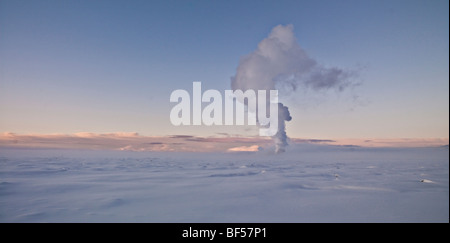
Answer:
231;24;352;153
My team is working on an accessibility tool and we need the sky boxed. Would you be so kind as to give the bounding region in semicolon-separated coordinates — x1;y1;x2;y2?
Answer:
0;0;448;146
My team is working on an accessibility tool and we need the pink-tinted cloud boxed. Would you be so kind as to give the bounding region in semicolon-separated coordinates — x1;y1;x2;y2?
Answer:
0;132;271;152
0;132;447;152
227;145;261;152
292;137;449;148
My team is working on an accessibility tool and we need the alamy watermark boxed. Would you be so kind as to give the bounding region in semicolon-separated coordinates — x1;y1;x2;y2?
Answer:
170;82;279;136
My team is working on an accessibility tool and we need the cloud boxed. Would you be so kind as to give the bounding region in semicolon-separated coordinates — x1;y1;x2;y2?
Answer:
185;137;208;142
292;138;449;148
216;133;231;137
0;132;271;152
227;145;261;152
291;138;336;144
74;132;139;138
169;135;194;139
231;24;354;94
0;133;447;152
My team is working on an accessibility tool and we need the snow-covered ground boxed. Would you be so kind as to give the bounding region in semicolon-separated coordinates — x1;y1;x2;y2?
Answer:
0;144;448;222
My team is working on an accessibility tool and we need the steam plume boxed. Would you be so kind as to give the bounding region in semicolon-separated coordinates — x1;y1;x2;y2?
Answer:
231;24;352;153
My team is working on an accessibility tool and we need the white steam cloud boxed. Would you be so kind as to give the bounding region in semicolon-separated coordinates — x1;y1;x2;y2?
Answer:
231;24;353;153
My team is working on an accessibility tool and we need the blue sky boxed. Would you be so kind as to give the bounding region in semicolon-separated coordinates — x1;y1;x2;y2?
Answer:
0;0;448;140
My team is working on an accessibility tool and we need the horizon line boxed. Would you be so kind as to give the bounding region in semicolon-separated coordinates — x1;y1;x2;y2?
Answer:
1;132;448;152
